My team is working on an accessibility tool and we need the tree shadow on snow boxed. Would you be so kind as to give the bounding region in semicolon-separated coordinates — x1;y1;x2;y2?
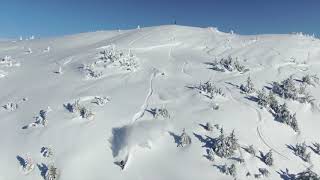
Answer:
16;155;26;167
37;163;48;179
277;169;295;180
225;81;240;89
168;131;180;147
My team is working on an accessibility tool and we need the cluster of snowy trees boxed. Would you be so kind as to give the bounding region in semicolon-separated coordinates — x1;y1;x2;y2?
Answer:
209;56;249;73
81;63;103;79
254;88;299;132
290;142;311;162
17;148;59;179
99;45;138;71
211;128;239;158
195;81;225;99
272;75;316;104
64;100;94;120
91;96;110;106
295;168;320;180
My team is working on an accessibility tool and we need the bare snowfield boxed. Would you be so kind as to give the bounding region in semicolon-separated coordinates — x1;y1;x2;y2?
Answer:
1;25;320;180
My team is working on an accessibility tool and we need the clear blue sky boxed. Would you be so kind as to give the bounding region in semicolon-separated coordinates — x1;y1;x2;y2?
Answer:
1;0;320;38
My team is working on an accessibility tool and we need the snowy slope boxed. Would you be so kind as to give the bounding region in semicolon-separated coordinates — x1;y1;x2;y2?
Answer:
1;25;320;180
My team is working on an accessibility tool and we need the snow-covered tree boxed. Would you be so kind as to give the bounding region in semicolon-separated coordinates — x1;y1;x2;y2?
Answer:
263;150;274;166
292;142;311;162
41;147;54;158
257;88;268;108
206;148;215;161
312;143;320;155
178;129;191;147
240;76;255;94
79;106;94;120
46;164;59;180
268;91;279;113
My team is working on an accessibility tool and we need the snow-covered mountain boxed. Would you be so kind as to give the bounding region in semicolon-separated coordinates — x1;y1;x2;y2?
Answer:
1;25;320;180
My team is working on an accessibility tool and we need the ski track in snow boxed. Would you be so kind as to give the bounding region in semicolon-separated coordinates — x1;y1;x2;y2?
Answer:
225;86;290;161
131;70;157;123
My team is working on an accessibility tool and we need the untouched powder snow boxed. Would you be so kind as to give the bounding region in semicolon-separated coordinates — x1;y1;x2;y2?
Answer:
1;25;320;180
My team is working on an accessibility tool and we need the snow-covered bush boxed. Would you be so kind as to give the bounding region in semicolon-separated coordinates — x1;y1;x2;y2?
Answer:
262;150;273;166
92;96;110;106
154;108;170;119
99;45;138;71
206;148;215;161
195;81;225;99
302;74;319;86
64;100;94;120
79;106;94;120
295;168;320;180
65;99;81;113
41;147;53;158
212;129;239;158
2;102;18;111
178;129;191;147
205;122;213;131
209;56;249;73
291;142;311;162
46;164;59;180
219;164;237;177
240;76;255;94
244;145;256;156
81;64;103;79
258;168;270;177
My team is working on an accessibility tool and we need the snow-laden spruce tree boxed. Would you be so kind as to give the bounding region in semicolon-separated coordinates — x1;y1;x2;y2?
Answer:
268;91;279;113
2;102;18;111
257;88;269;108
263;150;274;166
240;76;255;94
212;128;239;158
178;129;191;147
